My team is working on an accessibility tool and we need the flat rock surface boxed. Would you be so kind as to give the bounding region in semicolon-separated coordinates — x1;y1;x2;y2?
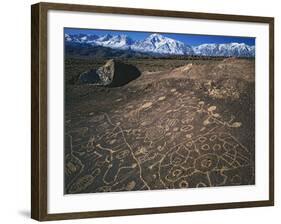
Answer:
64;58;255;194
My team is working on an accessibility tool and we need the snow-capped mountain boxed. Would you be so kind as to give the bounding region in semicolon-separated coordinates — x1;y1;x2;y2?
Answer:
94;34;134;50
65;33;99;43
193;43;255;57
131;34;194;55
65;33;255;57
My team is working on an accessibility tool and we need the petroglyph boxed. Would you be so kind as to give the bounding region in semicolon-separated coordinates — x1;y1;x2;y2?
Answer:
65;59;255;194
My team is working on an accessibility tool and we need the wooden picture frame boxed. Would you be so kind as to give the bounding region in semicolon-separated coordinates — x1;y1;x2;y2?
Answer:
31;2;274;221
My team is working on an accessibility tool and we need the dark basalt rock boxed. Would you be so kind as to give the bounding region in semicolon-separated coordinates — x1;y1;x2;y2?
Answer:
78;59;141;87
78;69;101;84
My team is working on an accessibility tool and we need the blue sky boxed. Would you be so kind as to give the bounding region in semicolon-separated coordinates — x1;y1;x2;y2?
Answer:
65;28;255;46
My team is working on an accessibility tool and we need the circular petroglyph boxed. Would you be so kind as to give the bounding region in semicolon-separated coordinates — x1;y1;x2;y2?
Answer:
172;169;183;177
223;142;233;151
179;180;189;188
180;125;194;132
181;117;193;124
198;136;207;143
185;141;193;148
213;144;222;151
171;155;185;165
201;144;210;151
195;154;218;172
209;135;217;141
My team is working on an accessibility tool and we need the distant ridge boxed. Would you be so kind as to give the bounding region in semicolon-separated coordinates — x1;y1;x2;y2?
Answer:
65;33;255;57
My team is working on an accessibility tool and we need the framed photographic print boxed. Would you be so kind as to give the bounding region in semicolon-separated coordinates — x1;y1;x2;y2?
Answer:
31;2;274;221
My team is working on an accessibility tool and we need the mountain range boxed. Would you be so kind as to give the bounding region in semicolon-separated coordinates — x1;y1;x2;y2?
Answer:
65;33;255;57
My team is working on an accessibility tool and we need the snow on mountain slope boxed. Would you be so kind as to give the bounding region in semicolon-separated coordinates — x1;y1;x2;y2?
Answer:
65;33;255;57
193;43;255;57
94;34;134;50
131;33;194;55
65;34;99;43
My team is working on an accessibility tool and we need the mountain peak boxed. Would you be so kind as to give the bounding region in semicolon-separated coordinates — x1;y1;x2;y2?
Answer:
147;33;164;39
131;33;194;55
98;34;113;41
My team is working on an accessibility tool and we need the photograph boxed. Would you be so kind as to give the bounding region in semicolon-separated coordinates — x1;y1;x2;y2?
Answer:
30;2;274;220
64;28;256;194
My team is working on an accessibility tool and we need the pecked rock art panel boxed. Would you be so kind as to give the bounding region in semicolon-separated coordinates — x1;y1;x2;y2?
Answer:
64;67;255;194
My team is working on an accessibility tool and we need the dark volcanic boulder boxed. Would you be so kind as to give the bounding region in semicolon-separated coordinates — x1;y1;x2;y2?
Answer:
78;59;141;87
78;69;101;84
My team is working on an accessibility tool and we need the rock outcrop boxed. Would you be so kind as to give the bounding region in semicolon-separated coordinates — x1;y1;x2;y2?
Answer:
78;59;141;87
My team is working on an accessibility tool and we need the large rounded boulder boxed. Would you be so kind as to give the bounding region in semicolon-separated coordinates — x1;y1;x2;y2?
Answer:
78;59;141;87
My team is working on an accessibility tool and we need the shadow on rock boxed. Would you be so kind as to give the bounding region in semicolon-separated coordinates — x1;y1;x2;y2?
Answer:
78;59;141;87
